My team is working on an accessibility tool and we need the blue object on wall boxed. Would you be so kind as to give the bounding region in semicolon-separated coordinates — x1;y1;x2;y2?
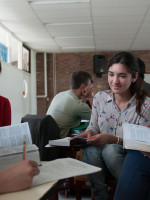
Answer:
0;43;8;62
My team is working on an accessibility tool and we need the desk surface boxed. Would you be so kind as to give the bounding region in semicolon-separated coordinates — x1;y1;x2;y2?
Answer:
0;180;58;200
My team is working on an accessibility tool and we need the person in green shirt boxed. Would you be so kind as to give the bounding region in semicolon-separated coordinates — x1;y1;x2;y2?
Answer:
47;71;93;138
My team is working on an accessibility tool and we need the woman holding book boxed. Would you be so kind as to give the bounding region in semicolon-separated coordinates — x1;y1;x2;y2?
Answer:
77;51;150;200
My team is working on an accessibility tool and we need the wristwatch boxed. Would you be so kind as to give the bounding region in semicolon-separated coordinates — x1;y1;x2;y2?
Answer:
117;136;123;145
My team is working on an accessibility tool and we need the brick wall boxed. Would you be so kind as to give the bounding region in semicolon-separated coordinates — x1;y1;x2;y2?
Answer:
36;50;150;114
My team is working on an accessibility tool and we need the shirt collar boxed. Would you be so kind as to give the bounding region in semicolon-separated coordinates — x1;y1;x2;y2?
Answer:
106;91;136;107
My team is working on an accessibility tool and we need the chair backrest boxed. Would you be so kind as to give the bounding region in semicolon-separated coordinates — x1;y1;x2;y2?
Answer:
21;114;62;161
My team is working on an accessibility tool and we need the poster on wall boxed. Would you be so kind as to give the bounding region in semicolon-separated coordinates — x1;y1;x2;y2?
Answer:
0;43;8;62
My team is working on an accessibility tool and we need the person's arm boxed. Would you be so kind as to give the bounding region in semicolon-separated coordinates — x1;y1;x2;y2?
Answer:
82;85;94;107
3;98;11;126
87;133;118;146
0;160;40;194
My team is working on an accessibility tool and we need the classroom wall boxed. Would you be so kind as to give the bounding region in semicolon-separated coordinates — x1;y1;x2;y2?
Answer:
0;50;37;124
36;50;150;115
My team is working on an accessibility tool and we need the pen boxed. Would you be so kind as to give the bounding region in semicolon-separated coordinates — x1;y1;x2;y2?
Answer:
23;135;26;160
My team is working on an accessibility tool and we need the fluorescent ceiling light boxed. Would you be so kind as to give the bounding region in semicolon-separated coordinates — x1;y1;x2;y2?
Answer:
61;46;95;49
45;22;92;26
29;0;89;5
56;36;93;39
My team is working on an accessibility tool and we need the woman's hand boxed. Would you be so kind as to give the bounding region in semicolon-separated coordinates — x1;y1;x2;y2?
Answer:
75;130;92;138
87;133;118;146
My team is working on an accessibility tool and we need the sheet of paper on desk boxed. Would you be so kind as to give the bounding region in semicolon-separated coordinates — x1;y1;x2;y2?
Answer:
32;157;101;187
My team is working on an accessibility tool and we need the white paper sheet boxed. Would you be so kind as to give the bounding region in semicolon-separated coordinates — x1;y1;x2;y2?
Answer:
32;158;101;187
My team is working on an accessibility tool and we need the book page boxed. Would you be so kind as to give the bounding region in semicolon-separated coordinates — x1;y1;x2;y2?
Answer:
32;157;101;187
0;149;41;171
0;123;32;147
123;123;150;144
48;137;71;147
0;144;38;156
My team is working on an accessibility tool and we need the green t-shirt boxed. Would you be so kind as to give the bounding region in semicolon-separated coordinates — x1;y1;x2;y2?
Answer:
46;90;91;138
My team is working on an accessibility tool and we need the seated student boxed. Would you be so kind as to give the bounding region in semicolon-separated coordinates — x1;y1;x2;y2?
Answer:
114;59;150;200
77;52;150;200
0;160;40;193
46;71;93;138
0;62;11;127
114;150;150;200
0;61;39;194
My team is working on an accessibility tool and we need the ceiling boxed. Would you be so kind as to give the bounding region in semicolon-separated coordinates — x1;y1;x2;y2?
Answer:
0;0;150;53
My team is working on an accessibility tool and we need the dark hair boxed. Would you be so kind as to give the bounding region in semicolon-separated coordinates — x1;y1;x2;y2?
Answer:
137;57;145;80
108;51;145;116
70;71;92;89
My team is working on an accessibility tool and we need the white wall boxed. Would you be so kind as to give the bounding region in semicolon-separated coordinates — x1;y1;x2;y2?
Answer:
0;51;37;124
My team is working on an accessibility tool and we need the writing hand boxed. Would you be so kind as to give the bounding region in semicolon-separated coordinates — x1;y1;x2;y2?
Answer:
0;160;40;193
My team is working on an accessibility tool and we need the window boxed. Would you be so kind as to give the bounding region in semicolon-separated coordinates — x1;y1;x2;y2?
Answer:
0;25;31;72
10;36;19;68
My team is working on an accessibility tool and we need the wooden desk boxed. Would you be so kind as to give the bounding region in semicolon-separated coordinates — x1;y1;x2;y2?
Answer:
0;180;60;200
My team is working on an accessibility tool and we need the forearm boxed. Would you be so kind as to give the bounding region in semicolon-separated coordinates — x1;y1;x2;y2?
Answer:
108;135;123;145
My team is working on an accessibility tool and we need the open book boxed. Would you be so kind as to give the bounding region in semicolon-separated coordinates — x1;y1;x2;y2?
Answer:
0;122;32;147
0;144;41;171
47;137;87;147
123;123;150;152
0;123;41;170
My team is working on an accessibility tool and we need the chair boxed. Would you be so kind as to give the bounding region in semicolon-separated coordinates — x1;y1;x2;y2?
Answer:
21;115;94;199
21;114;64;161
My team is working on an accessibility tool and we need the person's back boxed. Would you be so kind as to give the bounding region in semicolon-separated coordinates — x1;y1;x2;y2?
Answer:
46;71;93;138
47;90;91;138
